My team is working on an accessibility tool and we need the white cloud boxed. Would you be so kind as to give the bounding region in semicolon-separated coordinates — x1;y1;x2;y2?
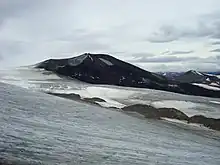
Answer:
162;50;194;55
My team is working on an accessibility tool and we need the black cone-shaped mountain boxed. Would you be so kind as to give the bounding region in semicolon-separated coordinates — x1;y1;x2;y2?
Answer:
36;53;220;98
37;53;168;86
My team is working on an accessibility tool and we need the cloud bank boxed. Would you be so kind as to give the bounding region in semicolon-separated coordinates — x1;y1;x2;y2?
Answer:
211;49;220;52
0;0;220;72
162;50;194;55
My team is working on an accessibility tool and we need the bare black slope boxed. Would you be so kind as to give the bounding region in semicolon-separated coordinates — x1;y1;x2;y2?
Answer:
36;53;220;98
36;53;168;87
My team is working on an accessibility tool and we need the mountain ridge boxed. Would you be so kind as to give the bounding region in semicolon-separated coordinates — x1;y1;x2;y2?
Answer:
159;70;220;88
36;53;220;98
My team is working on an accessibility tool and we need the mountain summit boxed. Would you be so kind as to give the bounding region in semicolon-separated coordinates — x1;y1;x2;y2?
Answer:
37;53;168;87
36;53;220;98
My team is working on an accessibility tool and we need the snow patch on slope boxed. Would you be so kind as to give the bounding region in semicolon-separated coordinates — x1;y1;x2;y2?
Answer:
191;70;203;76
68;54;88;66
210;82;220;87
151;100;197;110
99;58;114;66
209;100;220;105
206;78;210;82
192;83;220;91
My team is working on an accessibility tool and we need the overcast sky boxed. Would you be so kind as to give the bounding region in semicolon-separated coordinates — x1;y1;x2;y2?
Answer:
0;0;220;72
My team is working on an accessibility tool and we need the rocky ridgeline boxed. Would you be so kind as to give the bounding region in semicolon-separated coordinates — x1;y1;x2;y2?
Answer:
46;92;116;108
122;104;220;131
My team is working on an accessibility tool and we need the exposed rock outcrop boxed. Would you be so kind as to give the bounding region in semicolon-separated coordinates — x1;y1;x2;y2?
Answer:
188;115;220;131
122;104;220;131
46;92;107;106
46;92;81;100
83;97;106;103
122;104;189;120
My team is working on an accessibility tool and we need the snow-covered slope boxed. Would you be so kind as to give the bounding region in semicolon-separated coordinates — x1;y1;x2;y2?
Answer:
1;67;220;119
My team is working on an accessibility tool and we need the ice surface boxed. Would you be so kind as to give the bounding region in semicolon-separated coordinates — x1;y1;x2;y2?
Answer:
66;86;136;108
151;100;198;110
161;118;210;130
1;67;220;120
1;82;220;164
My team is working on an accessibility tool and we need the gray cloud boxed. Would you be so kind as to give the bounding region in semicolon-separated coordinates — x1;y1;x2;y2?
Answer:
191;55;220;64
0;40;25;56
0;0;43;25
57;30;112;52
212;41;220;45
147;26;178;43
131;55;220;72
129;56;199;63
131;52;155;58
147;37;176;43
210;48;220;52
148;12;220;43
162;50;194;55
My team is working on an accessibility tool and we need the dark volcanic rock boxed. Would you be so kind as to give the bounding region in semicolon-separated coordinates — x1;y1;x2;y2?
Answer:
47;92;81;100
46;92;105;106
188;115;220;131
122;104;161;119
122;104;189;120
83;97;106;103
36;53;220;98
122;104;220;131
82;97;106;105
158;108;189;121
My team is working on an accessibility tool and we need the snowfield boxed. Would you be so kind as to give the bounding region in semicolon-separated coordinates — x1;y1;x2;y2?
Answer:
150;100;209;117
1;67;220;119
